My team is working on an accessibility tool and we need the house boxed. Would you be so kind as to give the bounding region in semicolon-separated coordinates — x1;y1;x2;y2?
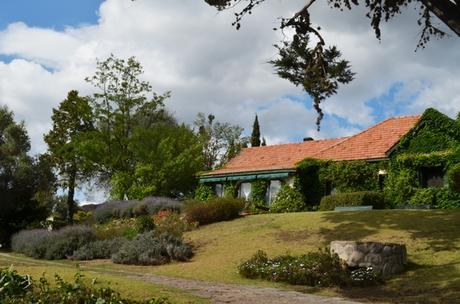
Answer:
199;108;460;204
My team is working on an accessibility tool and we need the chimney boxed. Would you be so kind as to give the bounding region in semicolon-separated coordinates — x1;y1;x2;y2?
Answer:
303;137;314;142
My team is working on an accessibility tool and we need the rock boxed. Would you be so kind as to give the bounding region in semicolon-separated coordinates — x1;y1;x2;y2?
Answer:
330;241;407;278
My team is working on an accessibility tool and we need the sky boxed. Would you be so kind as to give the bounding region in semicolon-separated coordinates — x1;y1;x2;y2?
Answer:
1;0;459;203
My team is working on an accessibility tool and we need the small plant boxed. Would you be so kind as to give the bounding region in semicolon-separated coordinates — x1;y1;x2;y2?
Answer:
70;237;128;260
182;197;244;225
269;183;305;213
0;267;32;301
153;211;197;238
112;231;193;265
135;215;156;233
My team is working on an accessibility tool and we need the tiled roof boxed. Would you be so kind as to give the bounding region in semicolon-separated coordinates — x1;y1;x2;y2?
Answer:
202;115;421;176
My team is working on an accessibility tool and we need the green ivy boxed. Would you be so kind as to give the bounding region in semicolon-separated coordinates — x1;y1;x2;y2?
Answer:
383;168;417;208
224;181;237;198
296;158;326;206
251;180;268;205
269;182;305;213
194;184;215;201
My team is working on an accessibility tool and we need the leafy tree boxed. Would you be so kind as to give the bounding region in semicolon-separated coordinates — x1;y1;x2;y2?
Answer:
0;106;54;246
194;113;248;169
204;0;460;128
86;55;172;199
44;90;94;222
251;114;261;147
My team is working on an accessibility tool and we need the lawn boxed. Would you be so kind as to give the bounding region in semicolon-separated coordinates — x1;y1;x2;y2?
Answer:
2;210;460;303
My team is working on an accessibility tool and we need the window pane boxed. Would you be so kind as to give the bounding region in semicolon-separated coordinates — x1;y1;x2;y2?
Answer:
215;183;224;197
239;183;252;200
269;180;282;204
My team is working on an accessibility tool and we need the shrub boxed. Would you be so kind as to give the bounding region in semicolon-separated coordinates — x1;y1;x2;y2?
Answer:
70;237;128;260
269;183;305;213
194;184;215;201
93;197;181;223
384;169;417;207
112;232;193;265
135;215;156;233
408;188;437;206
11;225;96;260
448;162;460;193
238;249;350;287
182;197;244;225
434;188;460;209
320;160;380;192
153;211;196;238
1;269;170;304
319;191;385;211
93;218;138;240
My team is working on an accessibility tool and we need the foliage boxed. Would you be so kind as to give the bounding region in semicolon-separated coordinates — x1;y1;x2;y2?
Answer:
269;183;305;213
93;196;181;223
194;113;248;169
250;180;268;207
383;169;417;208
238;249;351;287
434;188;460;209
296;158;326;206
112;232;193;265
44;90;94;223
0;268;170;304
0;106;54;247
447;162;460;193
11;225;96;260
319;191;385;211
204;1;457;127
320;160;380;192
70;237;128;260
394;108;460;154
182;198;245;225
93;218;138;240
194;183;215;201
152;210;197;238
135;215;156;233
409;188;437;206
223;181;237;198
250;114;261;147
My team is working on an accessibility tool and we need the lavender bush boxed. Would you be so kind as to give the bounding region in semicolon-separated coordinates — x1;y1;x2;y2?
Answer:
70;237;128;260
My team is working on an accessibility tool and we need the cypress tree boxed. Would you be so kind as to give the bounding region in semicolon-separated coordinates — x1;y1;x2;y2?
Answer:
251;114;261;147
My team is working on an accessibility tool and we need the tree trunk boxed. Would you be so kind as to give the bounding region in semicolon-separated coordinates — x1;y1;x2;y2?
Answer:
421;0;460;36
67;164;77;223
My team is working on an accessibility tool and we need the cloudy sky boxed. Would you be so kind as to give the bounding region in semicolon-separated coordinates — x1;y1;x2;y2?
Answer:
1;0;459;201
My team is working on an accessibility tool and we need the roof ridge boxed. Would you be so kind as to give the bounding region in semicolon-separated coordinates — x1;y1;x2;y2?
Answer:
313;115;422;157
241;136;348;151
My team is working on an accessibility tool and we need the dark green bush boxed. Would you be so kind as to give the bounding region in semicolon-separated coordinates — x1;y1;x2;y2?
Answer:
0;268;170;304
319;191;385;211
112;232;192;265
269;183;305;213
448;162;460;193
70;237;128;260
238;249;350;287
435;187;460;209
135;215;156;233
182;197;244;225
11;225;96;260
408;188;437;206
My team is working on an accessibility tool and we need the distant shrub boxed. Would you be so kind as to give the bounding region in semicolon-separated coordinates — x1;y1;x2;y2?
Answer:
11;225;96;260
319;191;385;211
153;211;197;238
135;215;156;233
112;232;192;265
93;197;181;223
269;184;305;213
70;237;128;260
182;197;244;225
238;249;350;287
448;163;460;193
1;268;171;304
194;184;215;201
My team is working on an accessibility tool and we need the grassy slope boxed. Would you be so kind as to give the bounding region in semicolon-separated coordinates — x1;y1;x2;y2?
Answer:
2;210;459;303
88;210;460;304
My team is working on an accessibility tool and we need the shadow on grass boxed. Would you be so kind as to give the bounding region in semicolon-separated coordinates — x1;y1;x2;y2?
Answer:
318;210;460;303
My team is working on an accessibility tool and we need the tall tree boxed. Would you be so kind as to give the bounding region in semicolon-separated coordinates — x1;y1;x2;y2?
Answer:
0;106;53;246
251;114;261;147
44;90;94;222
194;113;248;169
204;0;460;128
86;55;171;199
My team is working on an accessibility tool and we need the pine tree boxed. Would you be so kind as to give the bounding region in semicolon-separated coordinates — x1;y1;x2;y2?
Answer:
251;114;261;147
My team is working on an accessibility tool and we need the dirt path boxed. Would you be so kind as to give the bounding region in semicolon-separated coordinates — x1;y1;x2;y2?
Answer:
132;273;362;304
1;252;363;304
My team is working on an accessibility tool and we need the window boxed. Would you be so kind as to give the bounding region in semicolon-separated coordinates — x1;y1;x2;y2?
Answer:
215;183;224;197
238;182;252;200
420;167;444;188
268;180;282;204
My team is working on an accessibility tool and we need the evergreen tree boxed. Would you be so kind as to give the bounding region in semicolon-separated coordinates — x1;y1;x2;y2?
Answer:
251;114;261;147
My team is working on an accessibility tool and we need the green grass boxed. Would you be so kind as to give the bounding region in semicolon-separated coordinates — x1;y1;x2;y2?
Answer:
2;210;460;303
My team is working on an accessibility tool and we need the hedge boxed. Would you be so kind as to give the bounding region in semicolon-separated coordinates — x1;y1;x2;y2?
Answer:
319;191;385;211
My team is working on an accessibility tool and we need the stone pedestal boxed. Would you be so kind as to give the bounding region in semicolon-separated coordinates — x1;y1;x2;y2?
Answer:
330;241;407;278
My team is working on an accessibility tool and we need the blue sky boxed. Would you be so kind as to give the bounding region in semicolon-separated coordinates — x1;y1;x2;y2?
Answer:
1;0;459;202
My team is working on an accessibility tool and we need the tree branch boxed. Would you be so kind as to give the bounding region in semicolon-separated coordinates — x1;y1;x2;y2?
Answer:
285;0;317;27
420;0;460;36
